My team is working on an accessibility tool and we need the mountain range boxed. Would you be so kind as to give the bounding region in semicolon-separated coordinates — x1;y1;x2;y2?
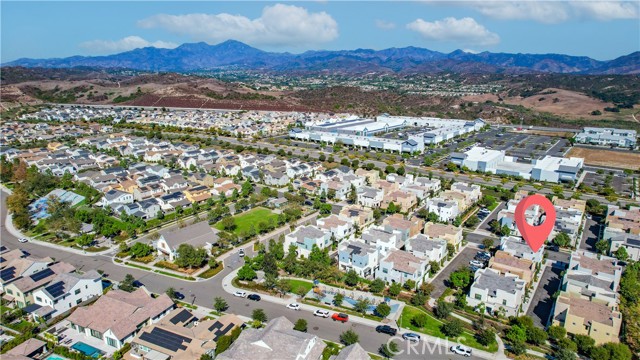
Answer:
4;40;639;75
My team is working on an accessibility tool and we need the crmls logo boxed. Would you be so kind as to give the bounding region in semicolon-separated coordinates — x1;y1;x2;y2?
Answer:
384;336;467;356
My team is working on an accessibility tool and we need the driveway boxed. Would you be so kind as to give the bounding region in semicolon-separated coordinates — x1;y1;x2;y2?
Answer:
526;266;563;328
429;247;478;299
580;217;602;252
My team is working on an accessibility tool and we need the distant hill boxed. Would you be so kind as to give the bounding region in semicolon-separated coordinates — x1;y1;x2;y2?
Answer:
3;40;639;74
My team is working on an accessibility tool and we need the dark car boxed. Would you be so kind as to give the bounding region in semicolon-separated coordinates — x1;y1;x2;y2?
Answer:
174;292;185;300
132;280;144;288
248;294;261;301
376;325;398;336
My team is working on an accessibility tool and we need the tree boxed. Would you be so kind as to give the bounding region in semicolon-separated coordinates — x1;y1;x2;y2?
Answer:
380;341;399;359
510;341;527;356
215;335;233;355
130;242;152;258
252;308;267;323
476;328;496;346
527;327;548;346
165;287;177;299
333;293;344;307
119;274;136;292
553;233;572;248
241;180;253;197
412;313;429;328
441;319;463;337
375;302;391;318
344;270;360;287
596;240;610;254
339;329;359;345
429;261;441;276
573;334;595;355
369;278;385;293
601;342;632;360
262;252;278;276
555;348;577;360
411;292;427;306
558;338;578;352
386;202;398;214
449;267;473;289
294;318;307;332
434;299;452;319
614;246;629;261
174;244;208;269
547;325;567;340
385;165;395;174
403;279;416;291
354;298;371;314
590;346;611;360
482;238;494;250
348;184;357;204
220;216;236;231
506;325;527;344
388;282;402;297
214;297;228;312
76;234;93;248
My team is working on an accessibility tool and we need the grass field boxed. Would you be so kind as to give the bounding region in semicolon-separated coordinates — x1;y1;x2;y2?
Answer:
287;279;314;294
215;207;278;235
399;305;498;353
567;147;640;170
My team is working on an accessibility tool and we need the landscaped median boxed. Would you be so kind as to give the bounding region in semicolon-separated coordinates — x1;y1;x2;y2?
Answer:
399;305;498;353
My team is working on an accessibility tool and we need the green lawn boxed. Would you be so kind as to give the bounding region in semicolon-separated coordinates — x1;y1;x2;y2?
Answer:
399;305;498;353
215;207;278;235
287;279;314;294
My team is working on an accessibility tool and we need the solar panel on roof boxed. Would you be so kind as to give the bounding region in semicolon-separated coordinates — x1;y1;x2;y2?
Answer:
0;257;5;263
213;323;235;341
139;327;191;352
169;309;192;325
207;321;223;332
30;268;54;282
45;281;65;298
1;267;16;282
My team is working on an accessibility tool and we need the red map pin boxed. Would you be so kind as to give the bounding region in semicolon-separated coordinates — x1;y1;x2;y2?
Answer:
515;194;556;252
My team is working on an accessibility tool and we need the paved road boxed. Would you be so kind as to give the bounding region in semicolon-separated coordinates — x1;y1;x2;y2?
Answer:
1;190;479;359
430;247;478;299
580;217;602;252
526;266;563;328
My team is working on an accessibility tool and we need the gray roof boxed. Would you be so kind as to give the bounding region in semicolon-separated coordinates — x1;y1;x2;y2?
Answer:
407;235;446;253
473;269;525;295
42;270;101;300
332;343;370;360
340;240;377;257
289;226;326;244
361;228;396;246
567;274;614;291
159;221;219;249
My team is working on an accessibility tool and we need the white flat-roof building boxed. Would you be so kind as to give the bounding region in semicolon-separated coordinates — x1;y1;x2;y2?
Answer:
575;127;637;148
531;156;584;183
450;147;505;172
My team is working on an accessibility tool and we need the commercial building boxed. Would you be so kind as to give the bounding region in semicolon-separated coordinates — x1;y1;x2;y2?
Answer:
531;156;584;183
575;127;637;148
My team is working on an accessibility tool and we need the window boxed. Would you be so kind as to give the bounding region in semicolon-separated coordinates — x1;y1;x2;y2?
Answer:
475;294;482;300
76;299;82;305
90;329;103;339
36;297;42;302
75;289;81;295
502;299;507;305
78;326;85;333
6;289;12;295
382;268;388;274
106;337;118;348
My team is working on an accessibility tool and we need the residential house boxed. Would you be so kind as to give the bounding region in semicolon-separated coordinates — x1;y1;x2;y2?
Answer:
466;268;526;317
489;251;535;284
66;289;175;350
405;235;447;264
500;236;544;263
355;168;380;184
376;249;429;287
3;262;75;310
32;270;102;320
315;215;354;241
1;256;51;292
263;170;290;187
426;198;460;222
381;190;418;213
156;222;219;261
552;292;621;345
184;185;212;204
130;309;243;360
5;338;47;359
450;182;482;204
339;205;374;228
188;173;216;187
361;227;401;256
423;222;463;249
414;177;441;193
338;240;379;278
609;233;640;261
333;343;370;360
321;180;351;201
284;226;331;258
217;316;326;360
356;186;384;208
382;214;424;242
101;189;134;207
562;251;622;302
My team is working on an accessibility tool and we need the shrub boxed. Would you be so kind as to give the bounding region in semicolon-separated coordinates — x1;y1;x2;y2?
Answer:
441;319;464;337
412;313;429;328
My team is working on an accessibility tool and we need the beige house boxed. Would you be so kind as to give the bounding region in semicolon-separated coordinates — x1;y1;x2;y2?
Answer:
355;168;379;184
339;205;374;228
553;292;621;345
423;222;463;249
381;190;418;213
489;251;535;284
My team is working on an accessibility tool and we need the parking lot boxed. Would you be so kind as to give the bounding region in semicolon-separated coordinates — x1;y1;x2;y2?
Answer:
471;129;571;161
526;266;563;328
429;247;478;298
581;171;633;198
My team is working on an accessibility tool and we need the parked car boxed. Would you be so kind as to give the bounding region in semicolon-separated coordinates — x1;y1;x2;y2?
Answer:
18;238;28;243
450;345;472;357
477;251;491;258
248;294;261;301
402;333;421;343
174;292;185;300
469;260;486;268
314;309;330;318
376;325;398;336
286;303;301;311
331;313;349;323
238;248;245;257
233;291;247;298
469;265;480;272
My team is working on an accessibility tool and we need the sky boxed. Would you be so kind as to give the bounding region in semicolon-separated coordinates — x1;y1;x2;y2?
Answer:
2;1;639;62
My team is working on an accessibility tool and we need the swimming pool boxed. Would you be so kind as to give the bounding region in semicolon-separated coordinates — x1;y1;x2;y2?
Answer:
45;355;67;360
71;342;102;358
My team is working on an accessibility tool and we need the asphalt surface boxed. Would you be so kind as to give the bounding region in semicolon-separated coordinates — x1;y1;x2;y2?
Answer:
579;217;602;252
526;266;563;328
430;247;478;299
0;190;480;360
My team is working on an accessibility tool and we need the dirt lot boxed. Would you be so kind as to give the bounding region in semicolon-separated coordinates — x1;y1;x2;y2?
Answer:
567;147;640;170
513;129;575;138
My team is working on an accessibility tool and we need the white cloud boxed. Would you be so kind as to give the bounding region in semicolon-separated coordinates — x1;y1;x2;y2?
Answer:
137;4;338;47
80;36;177;53
375;19;396;30
570;1;639;20
406;17;500;46
425;1;639;23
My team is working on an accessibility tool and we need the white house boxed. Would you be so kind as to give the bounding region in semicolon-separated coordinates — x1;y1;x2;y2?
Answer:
156;222;219;261
32;270;102;320
427;198;460;222
466;268;526;317
101;189;134;207
338;240;379;278
356;186;384;208
361;227;401;257
284;225;331;258
405;235;448;264
376;250;429;287
500;236;545;263
316;215;354;241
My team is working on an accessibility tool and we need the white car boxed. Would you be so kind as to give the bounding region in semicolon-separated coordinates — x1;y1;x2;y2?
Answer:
233;291;247;298
313;309;330;318
238;248;245;257
286;303;301;311
450;345;472;357
469;260;485;268
18;238;28;243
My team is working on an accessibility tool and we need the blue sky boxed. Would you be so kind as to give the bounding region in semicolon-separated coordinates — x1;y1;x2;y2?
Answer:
2;1;639;62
